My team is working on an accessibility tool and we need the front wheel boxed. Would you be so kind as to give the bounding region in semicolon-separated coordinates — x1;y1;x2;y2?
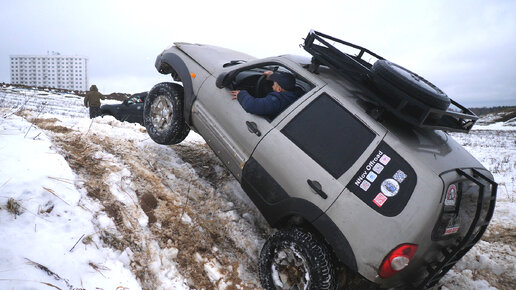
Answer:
259;227;337;290
143;82;190;145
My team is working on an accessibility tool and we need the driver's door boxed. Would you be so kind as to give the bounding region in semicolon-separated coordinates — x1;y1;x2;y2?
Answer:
193;68;275;181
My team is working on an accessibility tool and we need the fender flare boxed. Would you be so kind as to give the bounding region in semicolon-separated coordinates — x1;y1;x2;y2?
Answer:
154;52;195;126
241;157;357;272
259;197;358;272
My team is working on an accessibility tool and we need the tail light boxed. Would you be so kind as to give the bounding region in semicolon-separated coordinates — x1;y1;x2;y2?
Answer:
379;244;418;278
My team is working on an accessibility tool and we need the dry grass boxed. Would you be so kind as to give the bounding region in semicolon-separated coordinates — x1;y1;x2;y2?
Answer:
16;113;264;289
6;198;23;218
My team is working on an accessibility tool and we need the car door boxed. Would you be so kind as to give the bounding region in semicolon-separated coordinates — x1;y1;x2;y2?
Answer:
192;61;317;181
247;91;383;214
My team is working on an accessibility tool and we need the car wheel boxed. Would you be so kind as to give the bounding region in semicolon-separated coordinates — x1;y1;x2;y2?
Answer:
143;82;190;145
371;59;451;110
259;227;337;290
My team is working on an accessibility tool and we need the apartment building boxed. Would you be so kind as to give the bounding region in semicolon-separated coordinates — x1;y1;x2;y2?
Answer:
10;53;88;91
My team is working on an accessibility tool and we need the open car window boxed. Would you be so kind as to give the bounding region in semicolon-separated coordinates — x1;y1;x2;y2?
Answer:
230;64;315;122
232;64;314;99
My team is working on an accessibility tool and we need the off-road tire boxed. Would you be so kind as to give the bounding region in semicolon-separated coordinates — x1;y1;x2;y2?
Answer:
143;82;189;145
371;60;451;110
259;227;337;290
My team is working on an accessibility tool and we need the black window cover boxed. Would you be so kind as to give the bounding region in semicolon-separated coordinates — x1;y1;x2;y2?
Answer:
281;94;376;178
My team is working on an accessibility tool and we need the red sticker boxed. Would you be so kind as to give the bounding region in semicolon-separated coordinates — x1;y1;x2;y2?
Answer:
373;192;388;207
444;226;460;235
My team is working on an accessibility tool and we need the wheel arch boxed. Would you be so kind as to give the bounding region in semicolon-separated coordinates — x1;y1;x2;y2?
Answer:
270;199;358;273
155;52;195;126
241;157;358;272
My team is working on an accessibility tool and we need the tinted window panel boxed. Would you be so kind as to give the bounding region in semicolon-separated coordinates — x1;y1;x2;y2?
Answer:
281;94;376;178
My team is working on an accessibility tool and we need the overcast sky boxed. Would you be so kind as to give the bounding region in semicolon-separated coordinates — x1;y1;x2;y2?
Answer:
1;0;515;107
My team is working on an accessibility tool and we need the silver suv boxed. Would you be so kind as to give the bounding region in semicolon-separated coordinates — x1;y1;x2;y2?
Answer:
143;31;497;289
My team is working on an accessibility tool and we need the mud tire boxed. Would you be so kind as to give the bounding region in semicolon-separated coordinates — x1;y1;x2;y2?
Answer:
259;227;337;290
143;82;189;145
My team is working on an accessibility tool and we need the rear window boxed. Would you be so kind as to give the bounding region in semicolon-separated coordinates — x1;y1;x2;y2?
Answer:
281;93;376;178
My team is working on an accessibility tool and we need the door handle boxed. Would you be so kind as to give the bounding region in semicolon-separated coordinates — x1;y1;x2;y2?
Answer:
307;179;328;199
246;121;262;136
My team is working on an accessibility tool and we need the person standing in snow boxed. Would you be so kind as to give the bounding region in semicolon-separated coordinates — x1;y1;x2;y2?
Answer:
230;71;301;117
84;84;105;118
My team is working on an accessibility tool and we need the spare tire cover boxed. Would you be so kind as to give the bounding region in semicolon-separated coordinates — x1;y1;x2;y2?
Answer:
372;60;451;110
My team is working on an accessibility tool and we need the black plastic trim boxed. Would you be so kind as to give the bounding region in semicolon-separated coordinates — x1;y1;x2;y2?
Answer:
242;157;357;272
155;52;195;126
313;213;358;272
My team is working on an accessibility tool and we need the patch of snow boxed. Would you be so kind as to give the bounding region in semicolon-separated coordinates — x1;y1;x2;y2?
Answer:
0;113;140;289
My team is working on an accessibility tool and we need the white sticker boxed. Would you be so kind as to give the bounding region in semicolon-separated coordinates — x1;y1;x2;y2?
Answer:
380;178;400;197
366;171;377;182
445;184;457;207
360;180;371;191
372;163;384;174
379;155;391;165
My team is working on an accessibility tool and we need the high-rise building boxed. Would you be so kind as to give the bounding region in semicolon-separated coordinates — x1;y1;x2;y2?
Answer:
9;52;88;91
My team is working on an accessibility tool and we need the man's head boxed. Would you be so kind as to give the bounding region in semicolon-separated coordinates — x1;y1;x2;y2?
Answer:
90;84;98;92
270;72;296;92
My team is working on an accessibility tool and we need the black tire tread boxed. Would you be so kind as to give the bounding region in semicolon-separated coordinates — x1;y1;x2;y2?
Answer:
259;227;337;290
372;60;451;110
143;82;190;145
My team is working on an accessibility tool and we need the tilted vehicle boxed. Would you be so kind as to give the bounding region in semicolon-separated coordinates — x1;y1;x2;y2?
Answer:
100;92;147;125
142;31;497;289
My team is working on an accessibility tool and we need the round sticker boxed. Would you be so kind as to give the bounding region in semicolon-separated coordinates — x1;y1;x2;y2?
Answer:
381;178;400;197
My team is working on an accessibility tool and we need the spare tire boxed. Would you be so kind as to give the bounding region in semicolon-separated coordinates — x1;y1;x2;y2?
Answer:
371;60;450;110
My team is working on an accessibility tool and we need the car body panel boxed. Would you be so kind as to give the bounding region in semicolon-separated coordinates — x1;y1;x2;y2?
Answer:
100;97;145;125
175;42;256;75
149;40;495;288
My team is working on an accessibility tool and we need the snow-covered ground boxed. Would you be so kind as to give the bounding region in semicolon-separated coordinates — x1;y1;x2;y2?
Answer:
0;87;514;289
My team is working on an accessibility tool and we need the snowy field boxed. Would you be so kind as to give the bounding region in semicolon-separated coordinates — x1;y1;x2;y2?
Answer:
0;87;514;289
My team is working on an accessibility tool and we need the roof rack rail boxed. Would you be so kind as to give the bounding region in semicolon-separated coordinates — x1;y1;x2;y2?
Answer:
302;30;478;133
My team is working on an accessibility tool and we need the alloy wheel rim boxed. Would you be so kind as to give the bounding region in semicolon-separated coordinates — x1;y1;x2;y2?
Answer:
150;94;174;132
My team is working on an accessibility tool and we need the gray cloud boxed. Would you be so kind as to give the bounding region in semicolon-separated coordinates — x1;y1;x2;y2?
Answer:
1;0;515;107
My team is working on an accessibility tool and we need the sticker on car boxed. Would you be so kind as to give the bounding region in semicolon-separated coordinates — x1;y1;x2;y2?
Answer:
347;142;417;217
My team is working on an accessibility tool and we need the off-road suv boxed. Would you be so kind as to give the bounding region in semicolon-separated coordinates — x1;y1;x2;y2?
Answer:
143;31;497;289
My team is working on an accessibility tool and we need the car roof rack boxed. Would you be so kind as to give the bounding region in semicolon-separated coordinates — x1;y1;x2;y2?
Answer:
302;30;478;133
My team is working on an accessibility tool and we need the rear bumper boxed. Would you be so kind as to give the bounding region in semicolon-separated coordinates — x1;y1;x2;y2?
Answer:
415;168;497;288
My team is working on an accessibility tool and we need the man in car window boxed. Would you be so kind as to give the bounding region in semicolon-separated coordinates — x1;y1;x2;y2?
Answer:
231;71;301;117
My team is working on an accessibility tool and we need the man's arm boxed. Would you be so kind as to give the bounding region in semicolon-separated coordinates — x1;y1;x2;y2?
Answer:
237;90;280;115
84;94;89;107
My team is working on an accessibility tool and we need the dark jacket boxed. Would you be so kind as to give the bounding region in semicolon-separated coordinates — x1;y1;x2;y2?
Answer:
237;90;301;117
84;85;105;108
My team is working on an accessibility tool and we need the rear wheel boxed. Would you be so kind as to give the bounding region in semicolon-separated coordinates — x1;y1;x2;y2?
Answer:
143;82;189;145
259;227;337;290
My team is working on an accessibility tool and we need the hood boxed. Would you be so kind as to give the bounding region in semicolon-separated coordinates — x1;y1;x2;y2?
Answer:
90;85;98;92
174;43;256;74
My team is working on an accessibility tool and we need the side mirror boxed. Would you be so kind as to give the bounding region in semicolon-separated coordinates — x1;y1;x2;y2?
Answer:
216;71;231;88
216;70;240;89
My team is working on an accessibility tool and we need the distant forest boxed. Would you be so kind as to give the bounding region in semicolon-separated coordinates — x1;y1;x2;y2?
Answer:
469;106;516;122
